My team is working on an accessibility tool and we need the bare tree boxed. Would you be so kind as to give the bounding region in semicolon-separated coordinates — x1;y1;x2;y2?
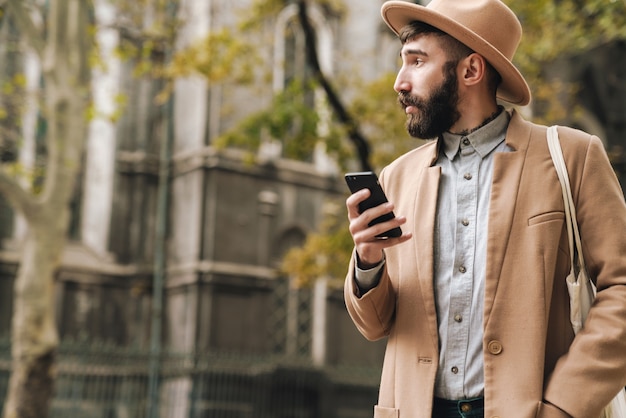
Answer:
0;0;92;417
296;0;372;172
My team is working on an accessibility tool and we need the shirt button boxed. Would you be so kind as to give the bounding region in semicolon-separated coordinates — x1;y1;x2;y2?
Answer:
461;218;470;226
459;266;466;273
454;314;463;323
464;173;473;180
462;138;470;146
451;366;459;374
488;340;503;355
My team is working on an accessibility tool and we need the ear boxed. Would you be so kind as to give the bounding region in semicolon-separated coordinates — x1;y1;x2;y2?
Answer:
459;53;487;87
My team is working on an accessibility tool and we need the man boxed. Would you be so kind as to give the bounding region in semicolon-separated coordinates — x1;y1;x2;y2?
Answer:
343;1;626;417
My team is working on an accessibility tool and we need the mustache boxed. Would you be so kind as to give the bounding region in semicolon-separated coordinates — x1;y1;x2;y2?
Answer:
398;92;420;108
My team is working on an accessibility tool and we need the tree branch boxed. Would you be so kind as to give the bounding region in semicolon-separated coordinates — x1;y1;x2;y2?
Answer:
5;0;45;56
0;167;38;220
297;0;372;172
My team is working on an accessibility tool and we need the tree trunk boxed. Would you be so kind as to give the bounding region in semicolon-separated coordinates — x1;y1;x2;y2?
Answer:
3;222;64;418
1;1;92;417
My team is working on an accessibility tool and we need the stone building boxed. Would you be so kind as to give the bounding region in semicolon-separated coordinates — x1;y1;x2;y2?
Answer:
0;0;624;416
1;0;396;415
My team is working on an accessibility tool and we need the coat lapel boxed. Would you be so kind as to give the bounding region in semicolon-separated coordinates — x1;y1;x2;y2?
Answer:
412;164;441;347
484;110;533;321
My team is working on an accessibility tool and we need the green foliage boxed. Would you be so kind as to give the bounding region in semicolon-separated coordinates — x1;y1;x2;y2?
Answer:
212;71;419;172
349;72;424;170
215;78;354;166
277;71;426;287
114;0;261;108
86;93;128;123
0;72;27;166
240;0;287;30
0;73;26;136
511;0;626;70
114;0;179;74
214;80;319;160
167;28;254;84
281;201;354;288
508;0;626;124
241;0;346;31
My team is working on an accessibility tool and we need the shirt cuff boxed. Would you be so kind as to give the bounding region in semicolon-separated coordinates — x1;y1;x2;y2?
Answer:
354;253;386;293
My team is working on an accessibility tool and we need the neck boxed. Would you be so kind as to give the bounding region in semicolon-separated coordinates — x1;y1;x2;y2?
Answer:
449;94;501;135
451;106;502;136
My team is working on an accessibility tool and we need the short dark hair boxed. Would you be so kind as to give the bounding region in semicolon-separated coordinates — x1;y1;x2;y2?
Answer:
399;21;502;95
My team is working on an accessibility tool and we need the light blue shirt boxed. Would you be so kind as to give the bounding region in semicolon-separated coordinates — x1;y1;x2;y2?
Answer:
355;110;511;400
434;110;511;399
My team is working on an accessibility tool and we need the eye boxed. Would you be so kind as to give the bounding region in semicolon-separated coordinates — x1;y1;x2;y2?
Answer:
414;58;424;66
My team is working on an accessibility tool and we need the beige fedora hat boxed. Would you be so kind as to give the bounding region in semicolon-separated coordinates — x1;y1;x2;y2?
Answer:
381;0;531;106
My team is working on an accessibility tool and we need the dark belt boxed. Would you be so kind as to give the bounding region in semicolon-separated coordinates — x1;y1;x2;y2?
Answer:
433;396;484;414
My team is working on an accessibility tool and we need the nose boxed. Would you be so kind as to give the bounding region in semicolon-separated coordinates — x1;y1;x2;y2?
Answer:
394;67;411;93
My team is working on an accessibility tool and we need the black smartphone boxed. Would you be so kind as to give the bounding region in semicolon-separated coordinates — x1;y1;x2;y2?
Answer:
344;171;402;238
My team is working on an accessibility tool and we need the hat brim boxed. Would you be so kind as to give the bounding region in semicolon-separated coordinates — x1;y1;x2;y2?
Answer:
382;1;531;106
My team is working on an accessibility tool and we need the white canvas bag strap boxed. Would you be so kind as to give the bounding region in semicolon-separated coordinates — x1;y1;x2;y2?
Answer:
546;125;588;276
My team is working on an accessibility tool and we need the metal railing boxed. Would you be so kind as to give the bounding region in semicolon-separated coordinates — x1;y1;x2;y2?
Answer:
0;338;380;418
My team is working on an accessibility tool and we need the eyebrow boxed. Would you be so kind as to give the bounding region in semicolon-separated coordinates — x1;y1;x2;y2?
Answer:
399;48;429;58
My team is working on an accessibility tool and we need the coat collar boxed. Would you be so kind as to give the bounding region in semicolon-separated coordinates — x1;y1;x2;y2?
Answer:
424;108;531;166
503;109;533;151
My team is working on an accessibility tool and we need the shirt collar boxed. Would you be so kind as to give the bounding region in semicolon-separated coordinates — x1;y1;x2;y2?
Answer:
441;109;510;161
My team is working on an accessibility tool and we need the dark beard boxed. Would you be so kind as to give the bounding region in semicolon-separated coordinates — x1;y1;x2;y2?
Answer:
398;65;461;139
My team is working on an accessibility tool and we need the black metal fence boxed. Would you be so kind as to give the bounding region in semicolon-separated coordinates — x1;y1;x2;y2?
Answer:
0;339;380;418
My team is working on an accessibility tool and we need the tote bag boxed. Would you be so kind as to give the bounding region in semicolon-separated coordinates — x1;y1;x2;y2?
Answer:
547;126;626;418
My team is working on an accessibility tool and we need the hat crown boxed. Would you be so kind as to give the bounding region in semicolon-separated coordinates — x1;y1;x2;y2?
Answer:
426;0;521;60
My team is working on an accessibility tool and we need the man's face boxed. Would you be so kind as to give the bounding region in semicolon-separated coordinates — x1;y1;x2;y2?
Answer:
394;35;461;139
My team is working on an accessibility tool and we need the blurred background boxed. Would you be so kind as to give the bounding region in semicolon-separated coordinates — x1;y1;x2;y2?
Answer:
0;0;624;417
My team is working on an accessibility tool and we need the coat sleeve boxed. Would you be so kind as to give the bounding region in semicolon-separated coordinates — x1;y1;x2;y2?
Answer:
544;133;626;417
344;250;396;341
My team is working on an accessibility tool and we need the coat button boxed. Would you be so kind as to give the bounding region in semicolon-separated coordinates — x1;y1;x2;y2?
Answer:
488;340;503;355
460;403;472;412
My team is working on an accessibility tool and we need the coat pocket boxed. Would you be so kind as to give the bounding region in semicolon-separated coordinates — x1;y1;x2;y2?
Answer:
535;401;571;418
374;405;399;418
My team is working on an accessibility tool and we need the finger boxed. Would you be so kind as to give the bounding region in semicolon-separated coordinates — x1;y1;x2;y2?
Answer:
360;214;407;241
353;230;412;264
349;202;402;241
346;188;370;219
360;202;395;225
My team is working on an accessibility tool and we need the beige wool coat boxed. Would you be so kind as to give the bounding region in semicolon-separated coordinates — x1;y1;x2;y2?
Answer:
344;110;626;418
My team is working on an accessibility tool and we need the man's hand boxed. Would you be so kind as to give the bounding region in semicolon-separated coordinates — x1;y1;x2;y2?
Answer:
346;188;412;268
